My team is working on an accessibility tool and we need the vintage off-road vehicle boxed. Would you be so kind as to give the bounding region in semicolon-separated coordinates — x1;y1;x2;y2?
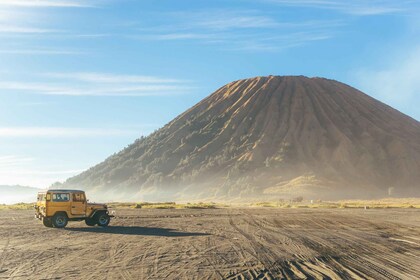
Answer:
34;189;114;228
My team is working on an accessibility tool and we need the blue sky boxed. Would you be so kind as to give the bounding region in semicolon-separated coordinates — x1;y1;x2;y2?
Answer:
0;0;419;188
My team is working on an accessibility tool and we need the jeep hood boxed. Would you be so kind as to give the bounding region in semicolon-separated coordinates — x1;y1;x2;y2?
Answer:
87;203;107;208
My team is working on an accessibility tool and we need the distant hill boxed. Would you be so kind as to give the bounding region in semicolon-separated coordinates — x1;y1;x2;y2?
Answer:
0;185;41;204
64;76;420;201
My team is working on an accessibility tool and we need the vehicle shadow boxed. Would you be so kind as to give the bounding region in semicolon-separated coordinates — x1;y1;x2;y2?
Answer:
65;226;210;237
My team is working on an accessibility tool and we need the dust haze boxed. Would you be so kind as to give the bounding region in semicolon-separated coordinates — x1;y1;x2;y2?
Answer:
0;185;41;205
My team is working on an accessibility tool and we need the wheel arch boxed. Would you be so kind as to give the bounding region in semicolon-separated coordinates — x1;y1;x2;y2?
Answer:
89;209;106;219
53;211;69;218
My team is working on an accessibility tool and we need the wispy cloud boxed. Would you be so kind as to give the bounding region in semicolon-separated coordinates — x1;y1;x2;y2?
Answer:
191;12;279;30
0;0;97;44
0;49;84;55
138;33;213;41
266;0;416;16
354;45;420;120
0;82;191;96
0;6;338;53
129;10;338;52
0;0;94;8
0;155;34;166
18;101;53;107
224;31;332;51
0;72;193;96
1;169;87;175
137;30;334;52
44;72;187;84
0;26;57;33
0;127;141;138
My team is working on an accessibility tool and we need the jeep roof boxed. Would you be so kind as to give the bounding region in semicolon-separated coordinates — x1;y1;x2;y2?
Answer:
45;189;85;193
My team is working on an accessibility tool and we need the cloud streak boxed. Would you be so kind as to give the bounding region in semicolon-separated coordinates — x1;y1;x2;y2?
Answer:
0;72;192;96
0;0;99;38
0;26;57;33
354;45;420;120
0;7;339;53
0;49;84;55
0;155;34;166
0;127;142;138
0;0;94;8
129;10;339;52
44;72;187;84
192;13;280;30
0;168;87;175
266;0;416;16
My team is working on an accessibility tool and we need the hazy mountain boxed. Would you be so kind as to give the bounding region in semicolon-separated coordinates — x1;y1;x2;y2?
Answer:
64;76;420;201
0;185;41;204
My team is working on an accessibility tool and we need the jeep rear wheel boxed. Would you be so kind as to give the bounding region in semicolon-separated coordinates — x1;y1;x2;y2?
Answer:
42;218;53;228
85;218;96;226
52;213;68;228
96;212;110;227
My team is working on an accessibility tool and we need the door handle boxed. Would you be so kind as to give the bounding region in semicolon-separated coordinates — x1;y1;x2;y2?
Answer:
72;206;76;208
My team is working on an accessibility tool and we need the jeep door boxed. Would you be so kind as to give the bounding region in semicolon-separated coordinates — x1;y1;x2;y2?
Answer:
71;192;86;215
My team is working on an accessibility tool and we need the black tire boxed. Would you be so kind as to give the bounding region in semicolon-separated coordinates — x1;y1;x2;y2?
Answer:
85;218;96;226
96;212;110;227
52;213;68;228
42;217;53;228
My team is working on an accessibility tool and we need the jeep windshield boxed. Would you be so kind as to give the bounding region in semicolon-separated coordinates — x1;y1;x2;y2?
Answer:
37;193;46;201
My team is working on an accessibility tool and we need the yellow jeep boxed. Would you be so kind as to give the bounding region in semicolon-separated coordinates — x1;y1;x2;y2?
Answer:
34;189;114;228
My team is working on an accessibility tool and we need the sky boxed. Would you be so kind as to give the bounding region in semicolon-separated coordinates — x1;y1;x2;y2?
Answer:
0;0;419;188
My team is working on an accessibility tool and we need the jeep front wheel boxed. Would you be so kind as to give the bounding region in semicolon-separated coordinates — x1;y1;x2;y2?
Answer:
52;213;68;228
96;213;110;227
85;218;96;226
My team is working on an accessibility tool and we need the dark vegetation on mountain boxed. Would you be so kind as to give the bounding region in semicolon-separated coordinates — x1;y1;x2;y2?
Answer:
64;76;420;201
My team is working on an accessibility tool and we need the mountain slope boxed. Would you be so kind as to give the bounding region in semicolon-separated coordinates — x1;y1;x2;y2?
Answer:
64;76;420;201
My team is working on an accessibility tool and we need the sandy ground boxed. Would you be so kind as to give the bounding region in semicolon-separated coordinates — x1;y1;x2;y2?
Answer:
0;208;419;280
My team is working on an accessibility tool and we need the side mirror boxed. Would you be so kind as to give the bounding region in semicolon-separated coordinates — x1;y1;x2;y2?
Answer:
46;194;51;201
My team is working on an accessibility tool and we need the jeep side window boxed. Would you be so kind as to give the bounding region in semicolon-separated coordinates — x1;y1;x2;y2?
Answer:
52;193;70;202
73;193;85;202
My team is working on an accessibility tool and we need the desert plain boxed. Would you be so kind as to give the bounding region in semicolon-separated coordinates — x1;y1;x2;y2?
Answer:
0;207;419;280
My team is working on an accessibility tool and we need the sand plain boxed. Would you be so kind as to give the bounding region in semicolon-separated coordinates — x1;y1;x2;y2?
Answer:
0;208;419;279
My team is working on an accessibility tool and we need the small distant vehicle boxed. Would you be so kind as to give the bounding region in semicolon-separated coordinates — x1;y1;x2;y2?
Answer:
34;189;114;228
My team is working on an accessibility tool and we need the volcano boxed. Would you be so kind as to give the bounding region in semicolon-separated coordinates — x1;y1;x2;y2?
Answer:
64;76;420;201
